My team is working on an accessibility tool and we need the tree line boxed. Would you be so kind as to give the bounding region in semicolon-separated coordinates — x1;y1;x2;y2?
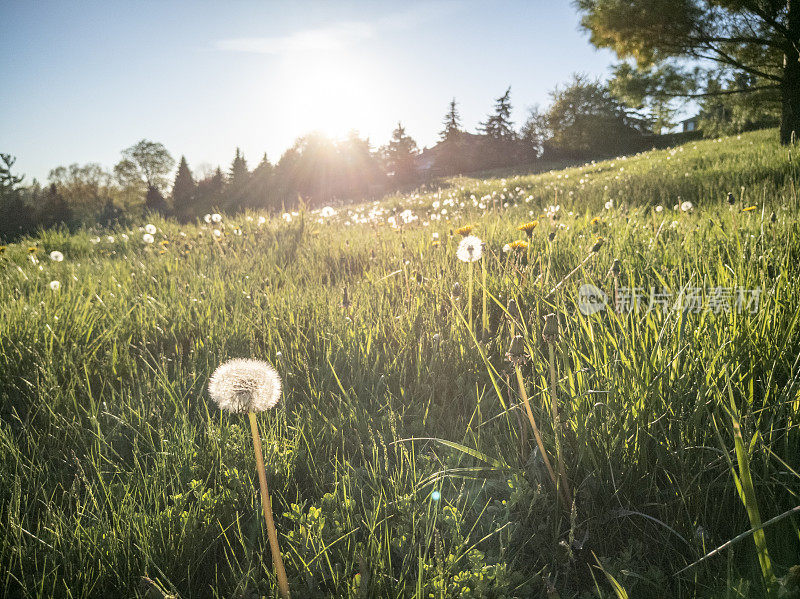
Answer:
2;29;785;241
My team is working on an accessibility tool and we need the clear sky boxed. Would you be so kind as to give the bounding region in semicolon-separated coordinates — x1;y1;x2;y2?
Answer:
1;1;618;183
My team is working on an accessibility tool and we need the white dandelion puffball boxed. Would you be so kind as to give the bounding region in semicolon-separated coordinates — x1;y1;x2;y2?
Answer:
681;201;694;212
143;233;154;244
213;229;222;237
49;280;60;291
49;251;64;262
655;205;663;213
203;214;212;223
144;224;157;235
456;235;483;262
209;358;282;413
604;199;613;210
258;216;267;225
211;213;222;223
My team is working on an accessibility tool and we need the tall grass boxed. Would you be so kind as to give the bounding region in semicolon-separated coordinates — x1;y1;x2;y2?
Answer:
0;128;798;598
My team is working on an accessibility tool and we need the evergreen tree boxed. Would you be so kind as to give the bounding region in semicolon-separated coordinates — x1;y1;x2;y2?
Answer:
440;98;462;142
479;87;515;140
197;167;225;213
0;153;33;240
250;153;274;211
172;155;197;222
381;123;419;186
145;185;168;214
226;148;250;211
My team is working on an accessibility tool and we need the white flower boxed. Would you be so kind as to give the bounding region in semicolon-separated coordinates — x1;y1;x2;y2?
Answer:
655;205;663;213
203;214;212;223
208;358;282;413
49;251;64;262
321;206;336;218
503;244;511;253
456;235;483;262
49;280;60;291
258;216;266;225
604;199;613;210
670;220;679;229
211;213;222;223
143;233;154;243
282;213;292;223
121;233;129;241
145;224;157;235
106;235;115;243
681;201;694;212
213;229;222;237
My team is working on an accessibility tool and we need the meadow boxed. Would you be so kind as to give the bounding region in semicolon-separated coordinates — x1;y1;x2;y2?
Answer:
1;128;799;598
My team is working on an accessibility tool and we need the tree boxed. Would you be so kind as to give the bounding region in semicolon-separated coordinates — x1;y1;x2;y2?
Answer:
575;0;799;144
39;183;73;229
145;186;168;215
114;139;175;194
226;148;250;211
196;167;225;213
172;156;197;222
440;98;463;142
537;74;649;159
520;105;549;158
48;163;112;221
479;87;515;140
0;153;32;240
381;123;419;186
250;153;275;211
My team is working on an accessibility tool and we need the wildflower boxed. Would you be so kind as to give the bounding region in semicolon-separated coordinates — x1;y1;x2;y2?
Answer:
204;214;212;223
258;216;267;225
321;206;336;218
456;235;483;263
742;206;756;212
28;246;37;254
509;240;528;252
143;233;154;243
591;237;605;252
282;213;292;223
49;251;64;262
604;199;613;210
0;246;5;255
211;213;222;223
518;221;538;238
160;240;169;246
590;217;601;226
145;224;157;235
106;236;115;243
455;224;475;237
49;280;61;291
208;358;282;413
680;201;694;212
213;229;222;238
503;243;511;253
655;205;663;213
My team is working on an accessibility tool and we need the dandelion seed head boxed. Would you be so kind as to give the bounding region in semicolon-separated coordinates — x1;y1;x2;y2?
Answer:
49;280;61;291
142;233;154;244
456;235;483;262
209;358;282;413
145;224;157;235
680;201;694;212
49;251;64;262
211;213;222;223
203;214;212;223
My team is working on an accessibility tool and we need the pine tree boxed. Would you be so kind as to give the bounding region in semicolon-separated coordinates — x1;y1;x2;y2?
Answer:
479;87;515;140
145;185;168;214
382;122;419;186
250;153;274;211
227;148;250;211
172;156;197;222
440;98;462;142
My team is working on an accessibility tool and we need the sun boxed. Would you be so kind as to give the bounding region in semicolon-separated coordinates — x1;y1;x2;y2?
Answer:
278;51;383;141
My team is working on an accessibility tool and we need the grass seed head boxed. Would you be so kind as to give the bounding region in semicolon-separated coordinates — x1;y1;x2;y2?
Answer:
209;358;282;413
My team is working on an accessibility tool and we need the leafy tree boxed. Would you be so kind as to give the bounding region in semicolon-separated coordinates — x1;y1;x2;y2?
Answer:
575;0;799;144
538;74;649;159
171;156;197;222
196;167;225;213
48;163;112;220
479;87;515;140
98;198;123;227
114;140;175;194
698;72;781;135
520;105;549;158
381;123;419;186
39;183;73;229
145;185;168;215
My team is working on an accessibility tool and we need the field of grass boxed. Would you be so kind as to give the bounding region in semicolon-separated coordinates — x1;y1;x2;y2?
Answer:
1;128;799;598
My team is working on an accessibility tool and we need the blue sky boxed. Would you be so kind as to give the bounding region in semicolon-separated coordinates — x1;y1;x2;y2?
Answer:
1;1;618;183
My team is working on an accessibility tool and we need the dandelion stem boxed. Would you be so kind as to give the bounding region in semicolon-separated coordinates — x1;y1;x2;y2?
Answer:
514;365;568;509
248;411;291;599
468;261;474;332
481;260;488;337
547;343;572;506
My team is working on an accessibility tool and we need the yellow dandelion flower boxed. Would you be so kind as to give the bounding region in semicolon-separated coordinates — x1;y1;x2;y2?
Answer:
591;236;605;252
509;240;529;251
590;217;601;226
0;246;6;254
455;225;475;237
28;246;37;254
518;221;538;237
432;240;440;247
742;205;757;212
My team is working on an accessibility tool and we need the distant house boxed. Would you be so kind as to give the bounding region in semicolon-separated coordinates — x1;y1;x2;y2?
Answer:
682;115;700;133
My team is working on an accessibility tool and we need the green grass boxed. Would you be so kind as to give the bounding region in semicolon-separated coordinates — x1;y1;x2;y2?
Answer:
1;128;799;598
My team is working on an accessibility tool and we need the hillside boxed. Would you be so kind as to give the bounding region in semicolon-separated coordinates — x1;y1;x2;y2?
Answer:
1;128;799;598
